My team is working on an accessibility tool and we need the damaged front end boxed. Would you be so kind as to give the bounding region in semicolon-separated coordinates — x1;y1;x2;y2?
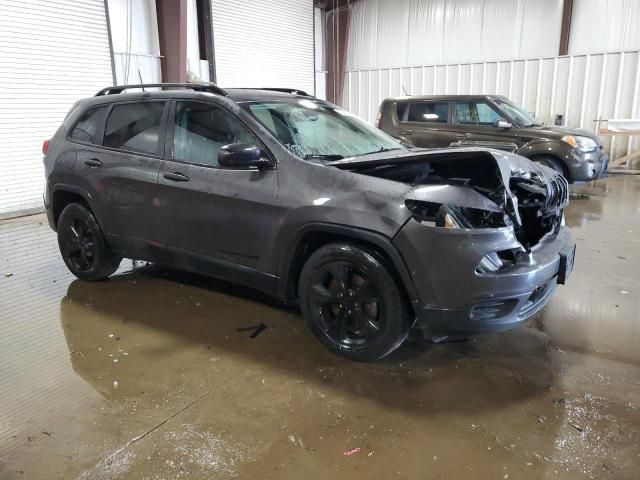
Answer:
329;148;569;252
328;148;575;338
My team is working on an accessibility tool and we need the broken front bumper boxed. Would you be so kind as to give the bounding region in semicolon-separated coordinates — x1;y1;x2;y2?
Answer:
393;220;575;337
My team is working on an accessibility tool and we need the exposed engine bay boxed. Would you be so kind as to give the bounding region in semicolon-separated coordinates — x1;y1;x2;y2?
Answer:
329;149;569;251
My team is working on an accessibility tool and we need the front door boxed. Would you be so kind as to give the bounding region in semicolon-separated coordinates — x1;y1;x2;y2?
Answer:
155;100;281;287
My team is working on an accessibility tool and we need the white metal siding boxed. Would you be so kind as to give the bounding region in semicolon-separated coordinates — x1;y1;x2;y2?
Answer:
211;0;314;94
0;0;114;217
343;51;640;161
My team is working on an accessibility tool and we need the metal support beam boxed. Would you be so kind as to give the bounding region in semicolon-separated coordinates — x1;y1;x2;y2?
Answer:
559;0;574;56
155;0;188;83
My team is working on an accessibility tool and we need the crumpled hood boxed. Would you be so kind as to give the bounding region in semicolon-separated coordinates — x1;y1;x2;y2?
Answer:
328;147;568;228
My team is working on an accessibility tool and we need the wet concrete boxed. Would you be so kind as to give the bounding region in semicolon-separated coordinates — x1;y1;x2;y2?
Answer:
1;174;639;479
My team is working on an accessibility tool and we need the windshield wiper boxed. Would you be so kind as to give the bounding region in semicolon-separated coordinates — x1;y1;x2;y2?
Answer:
358;147;402;156
304;154;345;160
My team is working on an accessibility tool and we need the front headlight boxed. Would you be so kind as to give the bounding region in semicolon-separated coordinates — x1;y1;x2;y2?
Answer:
404;200;509;228
561;135;598;153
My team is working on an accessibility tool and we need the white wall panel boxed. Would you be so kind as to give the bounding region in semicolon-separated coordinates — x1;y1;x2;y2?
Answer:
343;51;640;161
569;0;640;55
346;0;563;70
0;0;114;217
212;0;314;94
107;0;161;84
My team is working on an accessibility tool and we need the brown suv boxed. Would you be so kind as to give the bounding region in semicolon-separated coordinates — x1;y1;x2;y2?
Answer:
376;95;608;182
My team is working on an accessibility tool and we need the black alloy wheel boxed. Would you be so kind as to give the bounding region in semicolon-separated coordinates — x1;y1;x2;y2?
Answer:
57;203;121;281
299;243;411;361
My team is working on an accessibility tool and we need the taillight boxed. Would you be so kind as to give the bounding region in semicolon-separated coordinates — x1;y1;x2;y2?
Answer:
42;139;50;156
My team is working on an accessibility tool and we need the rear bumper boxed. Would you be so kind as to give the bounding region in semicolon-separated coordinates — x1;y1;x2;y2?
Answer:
394;221;575;337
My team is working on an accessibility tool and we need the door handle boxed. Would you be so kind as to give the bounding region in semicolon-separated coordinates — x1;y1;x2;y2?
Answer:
84;158;103;167
402;129;413;136
456;134;468;139
163;172;190;182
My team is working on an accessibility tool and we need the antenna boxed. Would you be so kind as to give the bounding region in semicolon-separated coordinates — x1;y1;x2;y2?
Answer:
402;85;409;96
138;69;145;92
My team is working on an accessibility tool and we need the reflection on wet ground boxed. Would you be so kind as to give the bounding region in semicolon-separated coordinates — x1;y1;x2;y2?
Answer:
1;175;640;479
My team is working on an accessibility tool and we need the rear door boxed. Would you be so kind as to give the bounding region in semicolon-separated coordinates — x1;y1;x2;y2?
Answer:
155;99;280;285
449;99;516;146
72;100;167;252
398;100;458;148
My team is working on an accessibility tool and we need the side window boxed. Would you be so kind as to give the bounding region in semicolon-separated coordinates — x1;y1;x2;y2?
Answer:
70;106;108;143
172;101;257;167
406;102;449;123
103;102;166;155
454;101;501;126
396;102;408;120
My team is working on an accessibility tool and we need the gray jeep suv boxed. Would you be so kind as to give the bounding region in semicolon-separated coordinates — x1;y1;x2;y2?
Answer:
44;83;575;361
377;95;608;182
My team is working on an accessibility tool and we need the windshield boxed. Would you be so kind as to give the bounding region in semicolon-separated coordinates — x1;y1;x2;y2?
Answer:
494;99;541;127
243;99;404;159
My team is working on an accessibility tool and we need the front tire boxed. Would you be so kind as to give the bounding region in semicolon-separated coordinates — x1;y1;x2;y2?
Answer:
533;155;567;177
298;242;411;362
57;203;121;281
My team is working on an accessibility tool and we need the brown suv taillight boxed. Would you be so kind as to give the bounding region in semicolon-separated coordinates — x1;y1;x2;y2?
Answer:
42;139;50;156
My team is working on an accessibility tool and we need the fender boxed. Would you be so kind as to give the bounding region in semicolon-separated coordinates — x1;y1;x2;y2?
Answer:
516;138;577;180
276;222;420;306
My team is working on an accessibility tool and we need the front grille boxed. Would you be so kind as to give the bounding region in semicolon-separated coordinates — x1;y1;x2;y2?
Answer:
546;175;568;209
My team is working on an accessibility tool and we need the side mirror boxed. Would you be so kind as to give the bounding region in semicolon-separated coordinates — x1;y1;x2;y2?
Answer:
218;143;273;170
495;119;512;129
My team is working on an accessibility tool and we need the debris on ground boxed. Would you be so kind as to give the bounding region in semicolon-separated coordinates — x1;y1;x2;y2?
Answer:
113;381;119;390
619;290;628;295
237;322;267;338
343;447;361;456
553;398;566;405
567;421;583;432
537;415;546;424
4;272;13;277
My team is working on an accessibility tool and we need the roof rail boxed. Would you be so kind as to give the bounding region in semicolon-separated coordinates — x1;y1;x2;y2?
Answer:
255;88;311;97
95;83;228;97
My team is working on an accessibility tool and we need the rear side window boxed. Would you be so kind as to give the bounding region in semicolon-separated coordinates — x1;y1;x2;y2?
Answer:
406;102;449;123
103;102;166;155
69;106;108;143
396;102;408;120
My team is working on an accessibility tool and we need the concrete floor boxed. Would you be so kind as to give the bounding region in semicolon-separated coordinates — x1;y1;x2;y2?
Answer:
1;175;639;480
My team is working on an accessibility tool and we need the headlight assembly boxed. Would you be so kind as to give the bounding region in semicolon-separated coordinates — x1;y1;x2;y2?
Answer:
404;200;509;229
561;135;598;153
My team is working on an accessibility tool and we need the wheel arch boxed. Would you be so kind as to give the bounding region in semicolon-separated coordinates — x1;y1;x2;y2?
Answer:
278;223;419;307
518;140;574;181
51;185;96;229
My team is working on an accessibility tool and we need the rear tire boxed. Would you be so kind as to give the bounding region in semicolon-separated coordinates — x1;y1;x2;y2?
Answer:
57;203;121;281
298;242;411;362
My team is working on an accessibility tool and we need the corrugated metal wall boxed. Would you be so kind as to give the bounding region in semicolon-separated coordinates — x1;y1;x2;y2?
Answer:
0;0;114;217
343;50;640;160
211;0;315;94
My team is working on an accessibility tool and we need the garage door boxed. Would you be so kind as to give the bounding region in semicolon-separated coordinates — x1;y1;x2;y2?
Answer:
211;0;315;94
0;0;114;217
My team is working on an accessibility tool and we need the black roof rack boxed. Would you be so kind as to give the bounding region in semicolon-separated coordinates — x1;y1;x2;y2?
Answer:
95;83;228;97
252;88;311;96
